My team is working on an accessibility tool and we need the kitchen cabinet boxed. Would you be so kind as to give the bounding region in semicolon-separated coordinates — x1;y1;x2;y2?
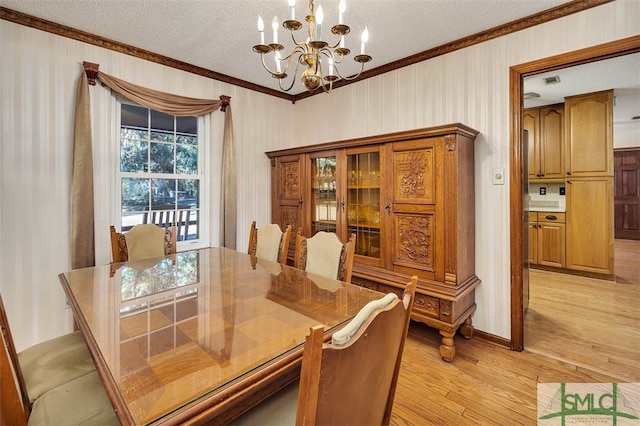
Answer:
524;104;564;181
267;124;480;361
528;212;538;265
564;90;613;177
566;177;614;275
529;212;566;268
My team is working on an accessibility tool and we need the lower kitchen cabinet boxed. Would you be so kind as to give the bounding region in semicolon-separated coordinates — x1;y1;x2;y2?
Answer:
529;212;565;268
566;177;614;276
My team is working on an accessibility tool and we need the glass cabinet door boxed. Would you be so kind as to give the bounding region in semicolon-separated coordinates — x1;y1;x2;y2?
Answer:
346;152;381;259
311;156;337;234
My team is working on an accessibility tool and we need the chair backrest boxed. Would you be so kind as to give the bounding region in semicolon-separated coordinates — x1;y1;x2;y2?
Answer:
110;223;176;263
247;221;293;264
294;231;356;283
296;276;417;426
0;294;30;424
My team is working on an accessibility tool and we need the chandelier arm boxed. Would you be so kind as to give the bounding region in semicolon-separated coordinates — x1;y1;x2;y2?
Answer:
287;29;308;50
259;52;281;77
278;58;302;92
332;61;366;82
279;45;306;76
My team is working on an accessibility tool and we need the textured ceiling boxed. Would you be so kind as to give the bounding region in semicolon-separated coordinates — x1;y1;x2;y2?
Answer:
524;53;640;124
3;0;574;94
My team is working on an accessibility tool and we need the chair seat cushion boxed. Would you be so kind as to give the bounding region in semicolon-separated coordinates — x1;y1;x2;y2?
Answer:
230;380;299;425
28;371;118;425
18;330;96;403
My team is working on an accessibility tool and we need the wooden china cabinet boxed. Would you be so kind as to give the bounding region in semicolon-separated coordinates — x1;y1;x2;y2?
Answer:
267;124;480;361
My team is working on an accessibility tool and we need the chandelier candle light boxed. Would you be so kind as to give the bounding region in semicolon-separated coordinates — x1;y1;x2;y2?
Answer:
253;0;372;93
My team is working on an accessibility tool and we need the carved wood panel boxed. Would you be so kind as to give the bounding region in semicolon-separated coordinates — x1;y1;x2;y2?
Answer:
392;147;434;204
281;162;300;200
393;213;435;271
281;206;300;233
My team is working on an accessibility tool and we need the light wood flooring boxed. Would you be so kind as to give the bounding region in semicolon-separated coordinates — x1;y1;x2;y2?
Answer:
389;239;639;425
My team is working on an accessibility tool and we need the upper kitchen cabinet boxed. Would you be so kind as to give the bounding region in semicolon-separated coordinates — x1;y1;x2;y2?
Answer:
524;104;564;181
267;124;480;362
564;90;614;177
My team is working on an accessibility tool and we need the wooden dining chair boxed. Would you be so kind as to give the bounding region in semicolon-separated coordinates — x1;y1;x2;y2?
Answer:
294;231;356;283
0;293;96;408
0;320;118;425
110;223;177;262
231;276;418;426
248;221;293;264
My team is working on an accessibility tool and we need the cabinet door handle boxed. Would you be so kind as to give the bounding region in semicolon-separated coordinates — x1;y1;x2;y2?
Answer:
566;172;572;176
544;215;557;221
299;198;303;206
567;180;572;185
385;200;391;214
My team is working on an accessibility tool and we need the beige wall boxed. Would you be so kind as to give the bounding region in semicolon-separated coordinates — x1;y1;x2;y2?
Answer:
1;0;638;350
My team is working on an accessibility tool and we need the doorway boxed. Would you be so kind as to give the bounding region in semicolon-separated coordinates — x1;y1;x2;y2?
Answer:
509;36;640;351
614;148;640;240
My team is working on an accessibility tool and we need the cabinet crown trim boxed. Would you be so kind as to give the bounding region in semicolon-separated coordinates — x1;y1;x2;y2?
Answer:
266;123;479;158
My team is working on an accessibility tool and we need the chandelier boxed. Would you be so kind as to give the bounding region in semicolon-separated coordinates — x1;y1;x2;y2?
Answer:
252;0;372;93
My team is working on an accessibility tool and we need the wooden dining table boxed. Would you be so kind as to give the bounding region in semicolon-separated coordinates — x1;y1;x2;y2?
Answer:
58;246;382;425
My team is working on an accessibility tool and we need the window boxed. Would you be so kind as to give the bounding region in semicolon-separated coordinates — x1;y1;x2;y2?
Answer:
118;103;203;243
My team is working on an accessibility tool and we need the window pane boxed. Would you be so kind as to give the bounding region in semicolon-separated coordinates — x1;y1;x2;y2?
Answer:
122;178;150;231
151;130;174;143
121;104;148;128
177;179;199;208
120;139;148;172
150;110;174;132
122;178;150;211
176;144;197;174
152;178;176;208
178;179;199;241
150;142;175;173
176;116;197;136
120;127;149;140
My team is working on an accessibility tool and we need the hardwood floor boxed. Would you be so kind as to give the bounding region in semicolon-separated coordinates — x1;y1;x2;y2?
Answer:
524;238;640;382
389;239;639;425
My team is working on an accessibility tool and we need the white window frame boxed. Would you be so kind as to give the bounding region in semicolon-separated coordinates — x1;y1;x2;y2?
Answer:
114;98;210;251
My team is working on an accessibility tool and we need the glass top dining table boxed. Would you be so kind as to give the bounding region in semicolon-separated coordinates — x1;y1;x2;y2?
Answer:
58;246;382;425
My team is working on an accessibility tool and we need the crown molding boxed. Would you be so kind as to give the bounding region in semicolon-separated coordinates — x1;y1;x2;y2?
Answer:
1;0;614;103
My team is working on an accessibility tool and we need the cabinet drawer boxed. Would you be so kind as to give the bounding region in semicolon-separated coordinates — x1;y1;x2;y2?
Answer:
537;212;565;223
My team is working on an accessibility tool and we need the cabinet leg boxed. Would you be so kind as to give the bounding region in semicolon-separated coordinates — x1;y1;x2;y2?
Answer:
439;330;456;362
460;316;474;340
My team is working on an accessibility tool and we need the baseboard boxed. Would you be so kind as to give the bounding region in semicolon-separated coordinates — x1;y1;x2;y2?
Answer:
474;329;511;349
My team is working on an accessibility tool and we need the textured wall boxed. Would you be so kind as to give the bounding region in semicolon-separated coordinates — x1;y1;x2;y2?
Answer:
1;0;638;351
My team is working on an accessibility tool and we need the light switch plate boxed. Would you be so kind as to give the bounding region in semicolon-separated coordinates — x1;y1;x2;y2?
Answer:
493;167;505;185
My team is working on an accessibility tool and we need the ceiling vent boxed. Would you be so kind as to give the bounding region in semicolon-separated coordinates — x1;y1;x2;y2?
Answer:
543;76;561;85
